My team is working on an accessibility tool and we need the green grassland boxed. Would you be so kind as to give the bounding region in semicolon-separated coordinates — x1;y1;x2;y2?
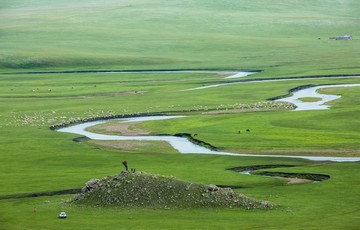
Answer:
1;0;360;76
298;97;322;102
1;1;360;229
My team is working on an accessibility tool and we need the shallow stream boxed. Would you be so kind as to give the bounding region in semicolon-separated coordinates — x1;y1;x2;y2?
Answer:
275;84;360;111
58;115;360;162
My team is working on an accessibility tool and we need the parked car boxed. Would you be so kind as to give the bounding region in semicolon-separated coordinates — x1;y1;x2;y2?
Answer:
59;212;67;218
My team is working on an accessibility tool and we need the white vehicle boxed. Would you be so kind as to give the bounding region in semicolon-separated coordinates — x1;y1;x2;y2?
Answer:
58;212;67;219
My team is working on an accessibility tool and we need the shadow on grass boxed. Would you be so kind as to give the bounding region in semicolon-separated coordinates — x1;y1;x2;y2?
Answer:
0;188;81;200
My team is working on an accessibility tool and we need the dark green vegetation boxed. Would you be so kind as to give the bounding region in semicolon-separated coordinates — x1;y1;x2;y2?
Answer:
1;1;360;229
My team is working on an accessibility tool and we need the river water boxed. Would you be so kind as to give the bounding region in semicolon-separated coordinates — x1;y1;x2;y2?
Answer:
275;84;360;111
57;115;360;162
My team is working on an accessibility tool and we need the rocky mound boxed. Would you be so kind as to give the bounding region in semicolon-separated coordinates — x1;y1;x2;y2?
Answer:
73;171;273;209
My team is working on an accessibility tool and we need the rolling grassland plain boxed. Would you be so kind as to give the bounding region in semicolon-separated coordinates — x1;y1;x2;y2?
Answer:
1;1;360;229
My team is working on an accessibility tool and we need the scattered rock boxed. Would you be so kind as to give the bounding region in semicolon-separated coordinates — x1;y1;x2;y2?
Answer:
207;184;219;192
73;171;274;210
81;179;101;193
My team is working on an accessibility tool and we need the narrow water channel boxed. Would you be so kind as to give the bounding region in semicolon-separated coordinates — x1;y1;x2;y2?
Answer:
275;84;360;111
57;115;360;162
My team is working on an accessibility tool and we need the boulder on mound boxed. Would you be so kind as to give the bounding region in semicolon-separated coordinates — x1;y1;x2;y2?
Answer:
73;171;274;209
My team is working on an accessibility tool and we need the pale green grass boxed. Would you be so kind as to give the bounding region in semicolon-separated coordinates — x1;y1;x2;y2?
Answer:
88;140;179;154
298;97;322;102
1;1;360;229
1;0;360;75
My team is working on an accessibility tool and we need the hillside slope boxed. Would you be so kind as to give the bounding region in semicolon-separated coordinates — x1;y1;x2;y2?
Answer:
74;171;273;209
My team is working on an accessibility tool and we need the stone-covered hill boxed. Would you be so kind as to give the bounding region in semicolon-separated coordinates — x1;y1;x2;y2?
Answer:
73;171;274;209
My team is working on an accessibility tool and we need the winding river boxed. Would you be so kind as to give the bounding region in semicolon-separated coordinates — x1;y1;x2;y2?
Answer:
183;75;360;91
58;116;360;162
275;84;360;111
57;82;360;162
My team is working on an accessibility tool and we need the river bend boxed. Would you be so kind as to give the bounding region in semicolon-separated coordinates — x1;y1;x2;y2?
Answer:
58;115;360;162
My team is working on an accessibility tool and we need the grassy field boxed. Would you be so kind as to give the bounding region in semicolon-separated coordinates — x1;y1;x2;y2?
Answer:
1;1;360;229
1;0;360;76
